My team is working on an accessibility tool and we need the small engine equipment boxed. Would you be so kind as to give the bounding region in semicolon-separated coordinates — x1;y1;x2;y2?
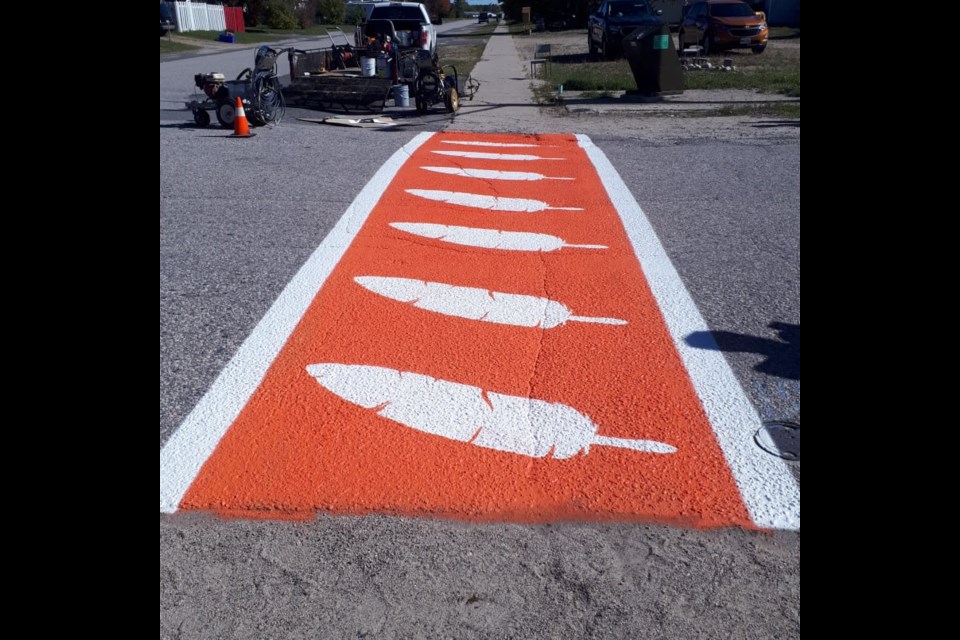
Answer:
194;73;226;100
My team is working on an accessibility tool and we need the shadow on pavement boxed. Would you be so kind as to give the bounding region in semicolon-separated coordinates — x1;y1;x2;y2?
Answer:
770;29;801;40
549;52;594;64
686;322;800;380
751;120;800;128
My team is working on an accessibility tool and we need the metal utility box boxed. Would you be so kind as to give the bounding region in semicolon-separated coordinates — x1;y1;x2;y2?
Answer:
622;24;684;96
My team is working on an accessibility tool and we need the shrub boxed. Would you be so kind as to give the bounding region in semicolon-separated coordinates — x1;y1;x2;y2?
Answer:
264;1;298;30
317;0;346;25
345;3;365;25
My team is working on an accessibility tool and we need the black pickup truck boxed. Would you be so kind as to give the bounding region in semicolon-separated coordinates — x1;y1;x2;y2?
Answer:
588;0;663;58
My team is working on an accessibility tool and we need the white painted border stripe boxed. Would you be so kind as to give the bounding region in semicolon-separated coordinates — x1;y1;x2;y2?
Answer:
577;134;800;530
159;132;436;513
440;140;539;148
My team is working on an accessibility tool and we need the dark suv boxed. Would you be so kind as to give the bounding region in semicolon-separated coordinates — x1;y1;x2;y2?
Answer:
588;1;663;58
678;0;769;55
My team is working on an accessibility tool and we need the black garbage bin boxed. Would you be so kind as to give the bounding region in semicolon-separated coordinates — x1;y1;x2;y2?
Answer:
622;24;684;96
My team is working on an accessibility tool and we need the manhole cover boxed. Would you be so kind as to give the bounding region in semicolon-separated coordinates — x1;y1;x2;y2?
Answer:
754;421;800;461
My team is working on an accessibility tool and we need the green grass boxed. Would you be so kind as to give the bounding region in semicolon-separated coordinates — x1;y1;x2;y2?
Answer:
178;24;356;45
508;22;534;35
179;29;286;44
438;43;486;78
543;59;636;91
451;23;498;38
159;38;200;54
689;42;800;95
684;66;800;96
541;43;800;96
716;103;800;118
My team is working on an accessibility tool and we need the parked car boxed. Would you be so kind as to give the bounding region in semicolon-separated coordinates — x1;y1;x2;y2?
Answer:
357;2;437;57
478;12;489;24
648;0;686;26
678;0;768;55
588;0;663;59
159;2;175;37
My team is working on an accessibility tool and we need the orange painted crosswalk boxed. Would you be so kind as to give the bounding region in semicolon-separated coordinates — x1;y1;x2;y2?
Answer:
160;132;799;529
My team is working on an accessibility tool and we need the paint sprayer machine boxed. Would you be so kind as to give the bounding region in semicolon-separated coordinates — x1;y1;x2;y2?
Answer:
187;45;286;128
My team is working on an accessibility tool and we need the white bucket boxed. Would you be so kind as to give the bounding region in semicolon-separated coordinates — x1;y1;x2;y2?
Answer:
393;84;410;107
376;56;389;78
360;57;376;77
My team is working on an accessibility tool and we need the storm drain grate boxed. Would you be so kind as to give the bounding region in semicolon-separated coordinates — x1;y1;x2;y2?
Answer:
754;421;800;461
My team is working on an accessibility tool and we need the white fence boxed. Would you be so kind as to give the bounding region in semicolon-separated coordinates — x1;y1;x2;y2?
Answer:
172;1;226;33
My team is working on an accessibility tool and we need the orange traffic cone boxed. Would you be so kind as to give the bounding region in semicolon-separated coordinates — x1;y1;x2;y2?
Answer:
230;97;255;138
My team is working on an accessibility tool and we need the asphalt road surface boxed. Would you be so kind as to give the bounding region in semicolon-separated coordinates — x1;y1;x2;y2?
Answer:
160;26;799;640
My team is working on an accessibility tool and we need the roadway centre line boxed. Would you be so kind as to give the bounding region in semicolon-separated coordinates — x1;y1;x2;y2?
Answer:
159;132;435;513
577;134;800;530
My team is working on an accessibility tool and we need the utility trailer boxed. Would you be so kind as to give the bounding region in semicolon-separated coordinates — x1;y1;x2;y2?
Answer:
284;30;392;112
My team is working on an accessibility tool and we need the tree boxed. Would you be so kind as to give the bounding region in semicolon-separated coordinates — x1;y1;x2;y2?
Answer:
423;1;452;18
502;0;591;26
222;1;265;27
345;3;366;25
263;1;297;29
223;1;307;28
296;0;317;28
316;0;346;25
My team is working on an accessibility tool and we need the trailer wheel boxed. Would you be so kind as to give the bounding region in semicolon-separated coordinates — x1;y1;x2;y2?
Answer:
216;99;236;129
445;87;459;113
193;109;210;127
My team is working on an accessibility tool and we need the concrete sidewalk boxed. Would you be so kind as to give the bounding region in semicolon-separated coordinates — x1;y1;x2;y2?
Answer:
559;88;800;116
450;24;551;133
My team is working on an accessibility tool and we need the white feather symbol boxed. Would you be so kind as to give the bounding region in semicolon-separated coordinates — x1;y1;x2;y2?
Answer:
420;166;573;181
354;276;626;327
390;222;606;252
440;140;540;148
306;364;676;458
431;150;563;161
406;189;581;212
